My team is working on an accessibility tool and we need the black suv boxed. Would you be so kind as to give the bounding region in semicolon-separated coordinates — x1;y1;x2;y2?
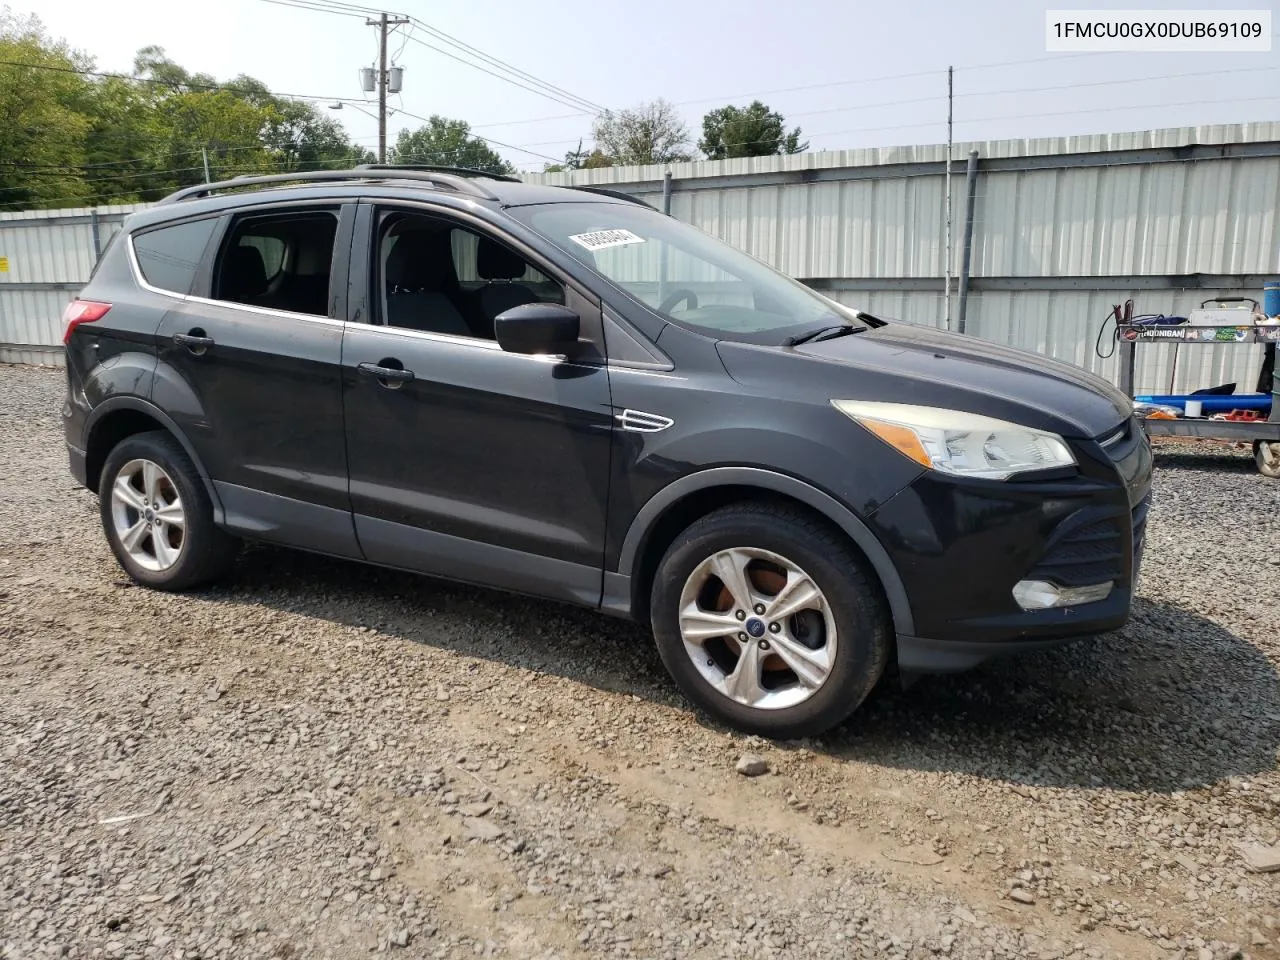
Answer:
63;166;1152;738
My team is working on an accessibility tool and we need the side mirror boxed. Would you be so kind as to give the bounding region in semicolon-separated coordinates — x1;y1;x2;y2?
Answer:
494;302;581;356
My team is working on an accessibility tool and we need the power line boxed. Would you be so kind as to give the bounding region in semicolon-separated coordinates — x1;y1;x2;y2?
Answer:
956;93;1280;128
253;0;604;115
956;64;1278;100
399;33;600;115
405;15;604;113
508;93;1280;156
0;166;207;189
259;0;605;111
0;56;372;106
257;0;369;17
391;107;563;164
470;63;1279;136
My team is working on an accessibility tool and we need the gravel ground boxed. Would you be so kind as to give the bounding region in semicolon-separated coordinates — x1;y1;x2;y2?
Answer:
2;362;1278;960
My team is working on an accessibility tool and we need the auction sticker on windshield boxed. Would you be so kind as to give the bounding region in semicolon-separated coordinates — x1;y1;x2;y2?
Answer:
568;229;646;251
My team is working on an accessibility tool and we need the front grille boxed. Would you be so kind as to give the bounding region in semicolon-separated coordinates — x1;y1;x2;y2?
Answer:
1028;493;1149;588
1028;516;1125;587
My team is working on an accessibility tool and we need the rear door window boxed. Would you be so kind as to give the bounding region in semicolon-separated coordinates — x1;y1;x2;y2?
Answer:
132;218;219;295
210;210;339;317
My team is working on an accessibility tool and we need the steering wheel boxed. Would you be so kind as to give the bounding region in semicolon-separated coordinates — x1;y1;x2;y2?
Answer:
658;288;698;314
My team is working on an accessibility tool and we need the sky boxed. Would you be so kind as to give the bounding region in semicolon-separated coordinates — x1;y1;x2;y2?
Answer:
31;0;1280;171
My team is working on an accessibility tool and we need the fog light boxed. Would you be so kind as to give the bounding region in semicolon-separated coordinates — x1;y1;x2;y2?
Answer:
1012;579;1112;611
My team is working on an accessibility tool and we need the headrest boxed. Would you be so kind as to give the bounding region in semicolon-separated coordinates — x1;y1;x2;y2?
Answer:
223;245;267;298
477;238;528;280
386;231;455;292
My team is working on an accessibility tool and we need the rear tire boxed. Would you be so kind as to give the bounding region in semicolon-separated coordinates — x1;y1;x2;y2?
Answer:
98;431;237;590
649;502;890;739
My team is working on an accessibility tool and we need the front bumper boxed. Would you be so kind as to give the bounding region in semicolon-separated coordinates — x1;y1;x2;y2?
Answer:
870;417;1152;670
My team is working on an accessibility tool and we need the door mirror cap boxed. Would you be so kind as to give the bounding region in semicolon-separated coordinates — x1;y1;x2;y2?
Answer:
494;302;581;356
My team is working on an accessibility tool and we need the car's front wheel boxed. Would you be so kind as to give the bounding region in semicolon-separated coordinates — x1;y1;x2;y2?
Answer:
650;502;890;739
99;431;237;590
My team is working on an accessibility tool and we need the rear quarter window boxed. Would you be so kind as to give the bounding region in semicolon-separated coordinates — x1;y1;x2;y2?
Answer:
132;218;219;295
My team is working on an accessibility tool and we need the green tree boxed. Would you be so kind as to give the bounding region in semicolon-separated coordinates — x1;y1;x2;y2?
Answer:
388;117;515;175
580;149;613;169
0;21;402;209
0;11;94;208
592;99;691;165
544;140;614;173
263;100;375;172
699;101;807;160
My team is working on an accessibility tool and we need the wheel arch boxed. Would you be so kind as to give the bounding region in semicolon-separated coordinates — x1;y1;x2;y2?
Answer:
615;467;913;636
84;397;224;521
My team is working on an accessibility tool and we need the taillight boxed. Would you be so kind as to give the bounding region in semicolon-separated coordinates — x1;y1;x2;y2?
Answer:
62;299;111;344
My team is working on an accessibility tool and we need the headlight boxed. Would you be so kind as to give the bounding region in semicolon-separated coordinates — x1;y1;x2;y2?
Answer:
831;401;1076;480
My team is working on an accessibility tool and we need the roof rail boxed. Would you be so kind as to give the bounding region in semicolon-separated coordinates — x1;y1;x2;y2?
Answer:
569;186;655;209
157;168;502;205
355;163;523;183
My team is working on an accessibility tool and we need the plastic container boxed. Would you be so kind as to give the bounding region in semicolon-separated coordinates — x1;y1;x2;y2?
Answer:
1185;399;1203;418
1133;393;1273;413
1266;280;1280;319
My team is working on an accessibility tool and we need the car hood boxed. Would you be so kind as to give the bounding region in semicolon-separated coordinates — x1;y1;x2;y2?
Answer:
718;321;1132;439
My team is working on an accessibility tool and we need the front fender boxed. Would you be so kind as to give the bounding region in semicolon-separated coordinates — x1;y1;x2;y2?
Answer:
614;466;914;637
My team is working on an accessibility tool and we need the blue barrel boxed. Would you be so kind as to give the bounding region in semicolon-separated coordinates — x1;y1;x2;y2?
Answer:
1266;280;1280;318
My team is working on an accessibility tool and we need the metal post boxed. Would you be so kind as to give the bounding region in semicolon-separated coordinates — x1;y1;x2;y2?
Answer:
957;150;979;335
1118;335;1136;400
90;209;102;260
943;65;953;330
659;171;673;302
377;12;388;164
201;147;211;184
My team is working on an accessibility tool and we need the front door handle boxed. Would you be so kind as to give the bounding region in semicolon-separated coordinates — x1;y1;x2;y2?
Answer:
173;330;214;355
357;360;415;387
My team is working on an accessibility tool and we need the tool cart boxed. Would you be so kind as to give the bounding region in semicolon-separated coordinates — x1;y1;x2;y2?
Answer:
1114;296;1280;477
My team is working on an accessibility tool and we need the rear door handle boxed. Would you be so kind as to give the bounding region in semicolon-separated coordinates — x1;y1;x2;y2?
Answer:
173;331;214;355
357;361;415;385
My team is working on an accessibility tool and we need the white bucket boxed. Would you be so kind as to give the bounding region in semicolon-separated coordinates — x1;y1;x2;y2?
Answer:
1185;399;1203;418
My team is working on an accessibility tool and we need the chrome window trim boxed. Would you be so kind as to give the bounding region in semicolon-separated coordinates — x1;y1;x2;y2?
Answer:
355;323;503;351
351;322;610;371
127;232;345;328
604;366;687;380
186;293;346;327
358;321;687;377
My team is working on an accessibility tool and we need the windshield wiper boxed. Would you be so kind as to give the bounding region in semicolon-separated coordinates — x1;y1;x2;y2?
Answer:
783;324;867;346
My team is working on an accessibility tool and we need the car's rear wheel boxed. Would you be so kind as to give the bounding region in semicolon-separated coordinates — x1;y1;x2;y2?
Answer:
650;502;890;739
99;431;236;590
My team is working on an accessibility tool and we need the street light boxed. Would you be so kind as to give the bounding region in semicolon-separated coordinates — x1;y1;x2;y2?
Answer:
328;102;384;122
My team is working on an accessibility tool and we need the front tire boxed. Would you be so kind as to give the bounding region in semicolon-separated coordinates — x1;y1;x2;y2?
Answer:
650;502;890;739
98;431;237;590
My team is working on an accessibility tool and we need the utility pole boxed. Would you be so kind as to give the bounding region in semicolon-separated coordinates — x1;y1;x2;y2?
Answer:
943;64;954;331
367;12;409;163
201;146;211;183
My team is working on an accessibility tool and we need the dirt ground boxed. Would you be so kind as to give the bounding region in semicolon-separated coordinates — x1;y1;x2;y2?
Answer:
2;363;1278;960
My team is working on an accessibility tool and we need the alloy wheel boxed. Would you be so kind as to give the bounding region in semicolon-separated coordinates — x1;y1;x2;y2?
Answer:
109;458;186;572
677;546;837;711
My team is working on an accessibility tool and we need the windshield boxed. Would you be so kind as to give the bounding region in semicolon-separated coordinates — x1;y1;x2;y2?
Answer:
508;201;857;344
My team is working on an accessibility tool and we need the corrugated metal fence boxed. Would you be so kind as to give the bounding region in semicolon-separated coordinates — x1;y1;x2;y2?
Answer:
4;122;1279;395
0;203;141;365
